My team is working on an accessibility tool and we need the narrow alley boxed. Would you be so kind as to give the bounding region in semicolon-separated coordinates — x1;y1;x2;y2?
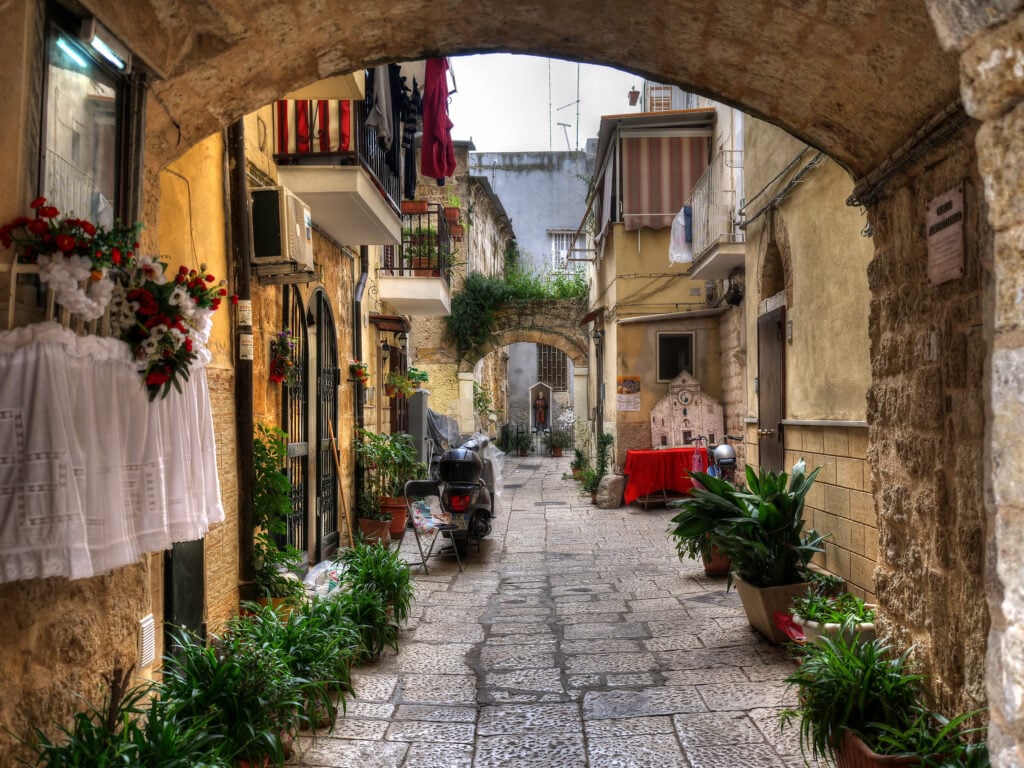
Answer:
293;456;806;768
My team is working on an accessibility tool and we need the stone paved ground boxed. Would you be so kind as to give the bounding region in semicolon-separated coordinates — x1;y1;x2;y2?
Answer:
293;456;827;767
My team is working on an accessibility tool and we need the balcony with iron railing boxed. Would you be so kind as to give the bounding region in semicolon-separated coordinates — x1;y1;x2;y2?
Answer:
688;149;745;280
273;98;403;246
376;203;453;316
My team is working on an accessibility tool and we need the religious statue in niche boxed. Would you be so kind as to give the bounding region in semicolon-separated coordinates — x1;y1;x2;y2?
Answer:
533;391;548;429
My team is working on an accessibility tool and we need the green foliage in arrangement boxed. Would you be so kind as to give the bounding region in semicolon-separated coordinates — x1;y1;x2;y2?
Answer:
594;433;614;480
329;585;399;663
353;428;426;514
445;268;587;360
158;628;307;765
26;668;229;767
791;589;876;624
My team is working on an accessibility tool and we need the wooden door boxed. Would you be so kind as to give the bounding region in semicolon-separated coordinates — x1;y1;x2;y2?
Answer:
757;306;786;472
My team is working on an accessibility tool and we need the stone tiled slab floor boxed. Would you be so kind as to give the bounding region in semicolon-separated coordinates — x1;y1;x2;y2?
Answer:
293;456;827;767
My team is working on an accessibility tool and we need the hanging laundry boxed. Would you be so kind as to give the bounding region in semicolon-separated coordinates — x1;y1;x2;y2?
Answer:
421;57;456;184
402;77;422;199
365;64;394;150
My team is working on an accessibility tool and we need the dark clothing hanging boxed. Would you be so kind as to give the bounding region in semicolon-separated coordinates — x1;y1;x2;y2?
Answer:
402;78;422;200
421;57;456;184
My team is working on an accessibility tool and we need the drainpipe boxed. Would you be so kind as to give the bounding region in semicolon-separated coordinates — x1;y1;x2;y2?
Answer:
353;246;369;510
226;119;255;599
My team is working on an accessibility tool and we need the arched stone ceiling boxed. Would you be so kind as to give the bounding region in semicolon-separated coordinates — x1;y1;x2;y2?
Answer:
81;0;961;178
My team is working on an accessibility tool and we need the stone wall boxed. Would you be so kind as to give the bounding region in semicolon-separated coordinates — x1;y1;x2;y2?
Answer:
934;6;1024;760
865;121;989;716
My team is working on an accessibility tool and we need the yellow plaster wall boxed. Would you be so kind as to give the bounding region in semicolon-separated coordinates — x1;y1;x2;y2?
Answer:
744;121;872;420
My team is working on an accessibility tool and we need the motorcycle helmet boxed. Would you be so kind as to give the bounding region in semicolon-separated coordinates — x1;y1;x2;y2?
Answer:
713;443;737;467
438;447;483;483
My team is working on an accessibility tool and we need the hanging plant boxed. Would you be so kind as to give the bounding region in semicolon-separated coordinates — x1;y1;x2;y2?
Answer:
350;359;370;388
269;330;299;386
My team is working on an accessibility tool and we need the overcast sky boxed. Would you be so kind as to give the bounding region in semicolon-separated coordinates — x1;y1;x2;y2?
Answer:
446;54;642;153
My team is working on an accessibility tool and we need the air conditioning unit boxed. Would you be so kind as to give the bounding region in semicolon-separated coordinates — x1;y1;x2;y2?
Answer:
250;186;314;272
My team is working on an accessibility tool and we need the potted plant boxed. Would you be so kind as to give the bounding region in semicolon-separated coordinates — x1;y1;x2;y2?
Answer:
158;627;308;766
407;367;429;388
268;330;298;387
252;424;306;606
581;467;601;502
675;459;826;643
384;370;415;398
570;448;587;479
355;497;392;545
781;631;988;767
510;430;533;456
349;359;370;388
791;588;877;646
336;540;415;625
401;199;429;214
354;428;426;536
542;430;572;457
669;479;741;577
443;193;461;223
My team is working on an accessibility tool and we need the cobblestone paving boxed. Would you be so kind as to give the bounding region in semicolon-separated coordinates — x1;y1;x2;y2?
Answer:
293;456;822;767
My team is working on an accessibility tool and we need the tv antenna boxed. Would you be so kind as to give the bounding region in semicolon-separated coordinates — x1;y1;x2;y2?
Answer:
556;122;572;151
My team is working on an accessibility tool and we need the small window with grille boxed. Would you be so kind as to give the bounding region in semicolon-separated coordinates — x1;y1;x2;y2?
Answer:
549;231;576;271
537;344;568;391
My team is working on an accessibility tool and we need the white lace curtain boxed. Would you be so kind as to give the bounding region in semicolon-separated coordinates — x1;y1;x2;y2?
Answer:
0;322;224;583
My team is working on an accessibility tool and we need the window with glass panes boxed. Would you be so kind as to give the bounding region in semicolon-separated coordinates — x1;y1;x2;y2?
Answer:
537;344;568;391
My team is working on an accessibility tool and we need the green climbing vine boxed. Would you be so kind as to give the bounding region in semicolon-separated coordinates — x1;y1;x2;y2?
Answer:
444;267;587;361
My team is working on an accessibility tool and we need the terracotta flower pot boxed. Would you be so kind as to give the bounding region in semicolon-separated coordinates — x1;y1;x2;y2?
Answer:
835;729;923;768
401;200;429;214
702;545;732;577
380;496;408;535
357;517;390;545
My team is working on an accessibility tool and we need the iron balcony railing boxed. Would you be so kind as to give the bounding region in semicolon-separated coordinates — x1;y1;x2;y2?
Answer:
381;203;453;288
689;149;744;260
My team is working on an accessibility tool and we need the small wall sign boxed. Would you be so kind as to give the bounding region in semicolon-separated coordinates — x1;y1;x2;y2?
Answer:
239;333;254;360
926;183;964;286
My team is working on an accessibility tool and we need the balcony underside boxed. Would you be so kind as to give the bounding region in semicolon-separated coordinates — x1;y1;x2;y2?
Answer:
688;239;745;280
277;165;401;246
377;274;451;316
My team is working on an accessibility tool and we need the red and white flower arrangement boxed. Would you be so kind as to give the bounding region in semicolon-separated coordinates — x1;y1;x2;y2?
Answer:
0;197;140;320
109;261;228;400
349;359;370;388
268;330;298;386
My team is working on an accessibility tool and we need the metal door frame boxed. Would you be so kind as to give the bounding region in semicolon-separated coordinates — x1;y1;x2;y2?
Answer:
312;289;339;561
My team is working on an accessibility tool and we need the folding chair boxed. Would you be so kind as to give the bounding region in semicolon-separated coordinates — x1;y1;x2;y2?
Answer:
401;479;463;573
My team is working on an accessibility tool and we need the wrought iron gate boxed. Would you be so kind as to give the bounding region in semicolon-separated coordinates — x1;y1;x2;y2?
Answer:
282;286;308;556
313;290;339;561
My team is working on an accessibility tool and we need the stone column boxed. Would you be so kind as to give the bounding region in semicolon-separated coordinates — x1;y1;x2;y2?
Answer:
457;372;476;434
573;366;589;432
928;4;1024;764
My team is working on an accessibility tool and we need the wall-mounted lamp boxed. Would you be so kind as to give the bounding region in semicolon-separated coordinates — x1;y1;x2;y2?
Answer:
397;331;408;350
627;86;640;107
592;329;604;342
80;18;132;72
380;339;391;362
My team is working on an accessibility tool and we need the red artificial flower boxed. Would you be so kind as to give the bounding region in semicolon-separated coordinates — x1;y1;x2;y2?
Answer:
111;248;122;264
81;221;96;236
210;298;221;310
12;217;28;227
27;219;48;236
218;288;227;296
37;206;59;219
205;273;216;283
146;369;171;386
184;338;193;352
55;234;75;253
0;226;11;249
29;197;46;209
179;265;188;275
231;294;239;305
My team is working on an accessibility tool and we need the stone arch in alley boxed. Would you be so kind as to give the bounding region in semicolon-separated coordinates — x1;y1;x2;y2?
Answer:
461;298;590;371
23;0;1024;760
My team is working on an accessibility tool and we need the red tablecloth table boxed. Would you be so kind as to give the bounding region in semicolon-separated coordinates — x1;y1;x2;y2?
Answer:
623;447;708;506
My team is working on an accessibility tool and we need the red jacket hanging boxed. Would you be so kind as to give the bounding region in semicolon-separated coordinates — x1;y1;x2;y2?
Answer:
420;57;456;183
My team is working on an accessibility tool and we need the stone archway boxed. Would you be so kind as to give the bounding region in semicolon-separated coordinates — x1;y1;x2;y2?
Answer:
13;0;1024;759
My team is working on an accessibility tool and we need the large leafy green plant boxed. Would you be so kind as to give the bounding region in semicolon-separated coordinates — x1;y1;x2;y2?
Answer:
252;424;304;600
354;429;426;512
670;458;824;587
